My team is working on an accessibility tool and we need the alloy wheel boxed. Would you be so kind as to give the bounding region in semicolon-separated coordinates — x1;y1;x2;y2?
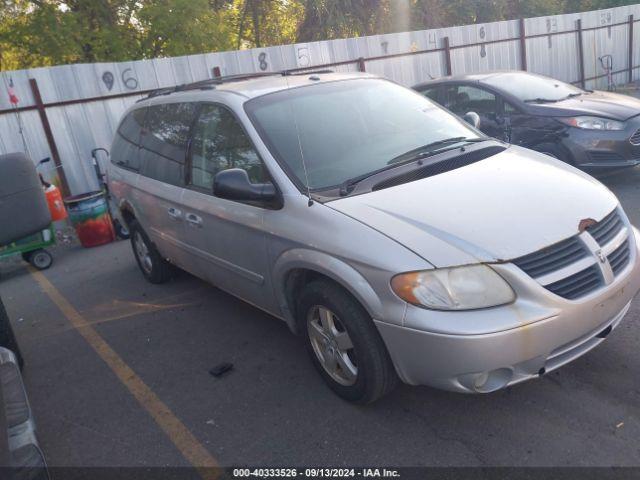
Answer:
134;232;153;274
307;305;358;386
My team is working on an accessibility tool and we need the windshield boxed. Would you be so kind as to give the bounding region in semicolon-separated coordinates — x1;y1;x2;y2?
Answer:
483;72;584;102
245;78;481;190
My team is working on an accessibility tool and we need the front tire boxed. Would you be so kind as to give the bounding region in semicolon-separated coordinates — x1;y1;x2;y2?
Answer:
297;280;398;404
129;220;174;284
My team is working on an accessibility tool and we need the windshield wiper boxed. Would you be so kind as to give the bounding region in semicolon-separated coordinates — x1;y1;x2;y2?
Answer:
524;97;562;103
338;137;487;196
387;137;487;165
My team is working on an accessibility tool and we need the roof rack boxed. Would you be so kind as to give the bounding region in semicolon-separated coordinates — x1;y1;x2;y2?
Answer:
281;69;335;76
139;69;336;102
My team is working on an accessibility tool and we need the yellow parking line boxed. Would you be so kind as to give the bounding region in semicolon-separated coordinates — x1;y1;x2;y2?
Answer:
29;268;220;479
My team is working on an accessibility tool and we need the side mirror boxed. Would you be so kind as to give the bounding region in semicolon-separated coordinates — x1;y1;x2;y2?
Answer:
213;168;277;203
462;111;481;129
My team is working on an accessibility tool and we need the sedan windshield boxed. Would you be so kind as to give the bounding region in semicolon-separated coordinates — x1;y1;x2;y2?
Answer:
483;72;584;102
245;78;481;190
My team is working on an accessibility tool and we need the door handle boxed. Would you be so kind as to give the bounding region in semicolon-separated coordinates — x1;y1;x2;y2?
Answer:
185;213;203;227
167;207;182;219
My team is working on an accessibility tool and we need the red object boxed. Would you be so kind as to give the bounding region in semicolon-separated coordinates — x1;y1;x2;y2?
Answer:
74;216;115;248
64;191;115;248
45;185;68;222
7;78;19;105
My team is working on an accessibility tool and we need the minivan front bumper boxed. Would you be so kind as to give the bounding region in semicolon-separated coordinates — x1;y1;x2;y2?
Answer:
375;228;640;393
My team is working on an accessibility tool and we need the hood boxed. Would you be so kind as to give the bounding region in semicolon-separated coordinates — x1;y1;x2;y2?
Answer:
328;146;618;267
529;90;640;121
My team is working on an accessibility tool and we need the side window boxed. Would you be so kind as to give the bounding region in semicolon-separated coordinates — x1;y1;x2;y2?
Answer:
446;86;498;117
421;87;440;103
504;101;518;114
189;104;265;192
111;108;146;171
139;102;197;186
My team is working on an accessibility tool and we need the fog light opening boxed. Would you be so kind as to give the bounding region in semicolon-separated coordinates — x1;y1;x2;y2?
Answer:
474;372;490;390
596;325;613;339
472;368;513;393
538;367;546;376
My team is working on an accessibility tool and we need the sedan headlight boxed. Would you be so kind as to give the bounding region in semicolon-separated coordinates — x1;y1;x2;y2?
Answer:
558;116;625;130
391;264;515;310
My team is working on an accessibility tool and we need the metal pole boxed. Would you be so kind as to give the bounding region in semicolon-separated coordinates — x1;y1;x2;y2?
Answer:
576;19;586;89
357;57;366;72
29;78;70;197
629;15;634;84
443;37;452;76
519;18;528;71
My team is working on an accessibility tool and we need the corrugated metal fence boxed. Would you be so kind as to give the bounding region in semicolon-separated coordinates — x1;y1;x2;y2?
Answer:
1;3;639;196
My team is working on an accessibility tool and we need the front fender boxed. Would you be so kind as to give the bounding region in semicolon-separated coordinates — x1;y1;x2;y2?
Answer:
272;248;384;333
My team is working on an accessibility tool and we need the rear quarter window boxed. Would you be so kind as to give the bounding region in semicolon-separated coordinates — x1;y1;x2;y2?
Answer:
111;108;146;171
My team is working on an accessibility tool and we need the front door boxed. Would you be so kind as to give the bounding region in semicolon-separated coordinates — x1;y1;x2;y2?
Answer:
180;103;274;311
442;84;509;141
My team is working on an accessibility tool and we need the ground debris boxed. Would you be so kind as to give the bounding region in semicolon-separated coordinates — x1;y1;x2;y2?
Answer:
209;362;233;378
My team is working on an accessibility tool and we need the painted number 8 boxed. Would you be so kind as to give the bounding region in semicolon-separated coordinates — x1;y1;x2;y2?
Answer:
258;52;268;71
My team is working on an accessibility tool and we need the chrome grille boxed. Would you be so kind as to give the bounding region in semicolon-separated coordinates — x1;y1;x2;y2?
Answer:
630;128;640;146
587;209;623;246
608;239;630;275
513;237;587;278
545;265;602;300
513;208;632;300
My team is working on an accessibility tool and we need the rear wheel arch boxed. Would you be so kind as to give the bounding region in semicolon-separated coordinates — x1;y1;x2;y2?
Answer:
119;202;136;228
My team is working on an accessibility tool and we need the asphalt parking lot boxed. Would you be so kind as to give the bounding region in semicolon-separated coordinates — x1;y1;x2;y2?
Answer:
1;166;640;472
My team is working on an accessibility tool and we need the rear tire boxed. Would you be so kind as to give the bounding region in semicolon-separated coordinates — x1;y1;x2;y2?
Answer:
113;219;130;240
129;220;174;284
297;279;398;404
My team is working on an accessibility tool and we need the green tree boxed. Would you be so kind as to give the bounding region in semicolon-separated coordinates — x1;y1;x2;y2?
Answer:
136;0;234;57
297;0;385;42
1;0;640;71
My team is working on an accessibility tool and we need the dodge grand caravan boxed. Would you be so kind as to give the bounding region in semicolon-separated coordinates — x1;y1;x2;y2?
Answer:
108;72;640;403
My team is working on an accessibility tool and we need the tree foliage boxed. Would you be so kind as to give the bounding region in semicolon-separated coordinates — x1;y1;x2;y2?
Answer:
0;0;637;70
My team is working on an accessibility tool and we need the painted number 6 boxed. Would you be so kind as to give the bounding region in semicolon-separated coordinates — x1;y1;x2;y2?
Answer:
121;68;138;90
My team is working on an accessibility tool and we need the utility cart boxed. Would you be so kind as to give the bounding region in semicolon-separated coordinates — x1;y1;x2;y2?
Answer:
0;226;54;270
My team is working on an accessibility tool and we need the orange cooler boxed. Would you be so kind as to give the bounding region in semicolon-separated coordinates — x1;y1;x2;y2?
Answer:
45;184;68;222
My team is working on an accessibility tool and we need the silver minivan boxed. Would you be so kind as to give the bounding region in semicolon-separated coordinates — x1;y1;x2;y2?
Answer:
108;72;640;403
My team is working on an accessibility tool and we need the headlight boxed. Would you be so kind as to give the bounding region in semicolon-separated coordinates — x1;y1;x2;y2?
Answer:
390;264;515;310
558;116;625;130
